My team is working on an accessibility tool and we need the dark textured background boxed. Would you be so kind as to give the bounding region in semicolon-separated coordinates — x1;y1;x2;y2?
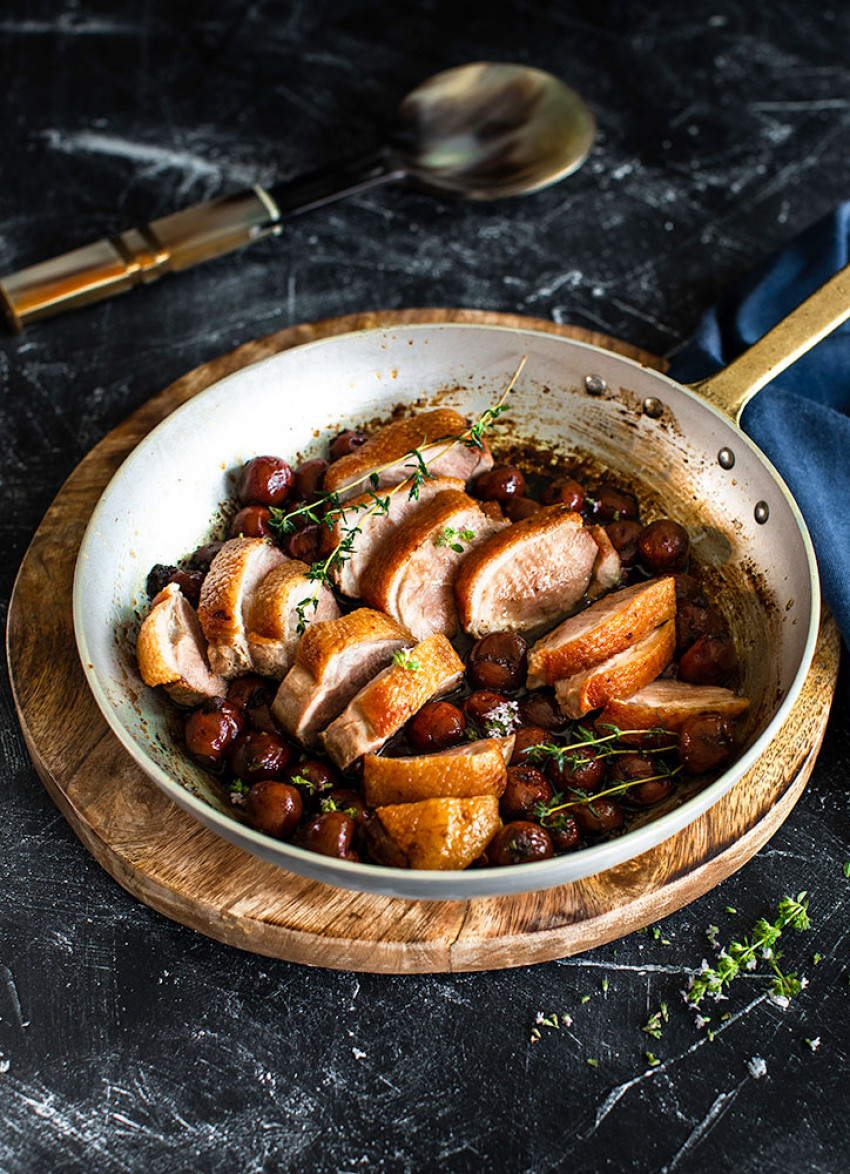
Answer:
2;2;850;1171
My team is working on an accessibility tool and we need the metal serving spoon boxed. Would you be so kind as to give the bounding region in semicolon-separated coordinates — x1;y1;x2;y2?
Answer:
0;62;595;330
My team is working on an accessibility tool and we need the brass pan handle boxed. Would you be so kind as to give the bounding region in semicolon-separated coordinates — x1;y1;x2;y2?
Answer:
689;262;850;424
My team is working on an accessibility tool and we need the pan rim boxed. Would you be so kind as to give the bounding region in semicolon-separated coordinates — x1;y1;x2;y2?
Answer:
73;321;821;900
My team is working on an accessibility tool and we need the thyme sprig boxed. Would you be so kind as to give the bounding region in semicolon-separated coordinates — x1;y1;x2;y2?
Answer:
526;725;675;772
434;525;476;553
533;762;684;826
686;892;811;1008
392;649;421;672
279;356;527;633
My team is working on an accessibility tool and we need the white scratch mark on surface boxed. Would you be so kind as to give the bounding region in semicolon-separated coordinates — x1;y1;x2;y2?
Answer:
589;993;768;1134
1;966;27;1029
661;1079;747;1172
38;130;257;190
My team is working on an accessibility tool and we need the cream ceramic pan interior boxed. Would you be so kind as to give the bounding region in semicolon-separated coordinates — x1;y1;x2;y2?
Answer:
73;324;819;900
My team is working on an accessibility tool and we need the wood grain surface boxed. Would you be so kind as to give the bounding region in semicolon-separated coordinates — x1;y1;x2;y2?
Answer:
6;309;840;973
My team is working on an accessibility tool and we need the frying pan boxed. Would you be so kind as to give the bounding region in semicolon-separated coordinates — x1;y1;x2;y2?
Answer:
73;269;850;900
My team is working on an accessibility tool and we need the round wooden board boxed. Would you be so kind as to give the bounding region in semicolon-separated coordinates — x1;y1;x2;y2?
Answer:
7;308;840;973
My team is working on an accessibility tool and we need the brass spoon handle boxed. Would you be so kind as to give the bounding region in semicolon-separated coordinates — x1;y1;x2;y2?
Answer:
0;152;401;331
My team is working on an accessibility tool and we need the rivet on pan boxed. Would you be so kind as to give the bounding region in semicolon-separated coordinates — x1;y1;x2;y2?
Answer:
584;374;606;395
642;397;664;418
754;501;770;524
718;447;735;469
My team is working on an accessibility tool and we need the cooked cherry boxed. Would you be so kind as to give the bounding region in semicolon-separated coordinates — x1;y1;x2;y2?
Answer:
296;811;360;860
146;563;177;598
463;691;515;732
638;519;690;573
609;753;657;784
569;797;625;835
293;458;328;502
283;758;339;800
329;430;368;461
546;744;606;793
184;698;243;769
281;524;321;563
323;788;370;828
245;691;283;736
362;818;410;868
678;712;735;773
500;766;552;821
488;822;554;866
517;690;569;733
626;777;675;806
230;505;273;539
673;572;707;605
228;731;292;784
675;602;725;656
167;568;205;607
542;477;585;511
586;484;639;524
245;781;302;838
467;631;528;692
510;726;550;766
407;701;467;752
189;542;224;571
679;633;737;685
505;497;542;522
238;456;294;506
473;465;526;503
606;520;643;567
226;675;269;712
548;815;581;853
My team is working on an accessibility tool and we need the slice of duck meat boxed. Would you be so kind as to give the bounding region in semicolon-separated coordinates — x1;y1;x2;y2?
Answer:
362;736;513;807
586;525;623;600
321;633;465;770
360;489;506;640
599;680;750;743
272;608;411;747
136;582;226;706
454;504;599;637
246;560;340;679
375;796;501;870
321;474;465;598
323;409;493;502
527;577;676;688
555;618;676;719
197;537;286;679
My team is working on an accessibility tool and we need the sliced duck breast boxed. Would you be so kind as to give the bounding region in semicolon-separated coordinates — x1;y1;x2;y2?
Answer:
586;525;623;600
555;618;676;719
246;560;340;679
197;537;286;678
321;475;465;598
321;633;465;770
136;582;226;706
272;608;411;747
323;409;493;502
599;680;749;742
361;489;506;640
362;736;513;807
454;504;600;637
527;577;676;688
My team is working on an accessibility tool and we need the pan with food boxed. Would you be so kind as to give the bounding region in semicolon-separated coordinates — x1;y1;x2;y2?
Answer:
74;268;850;898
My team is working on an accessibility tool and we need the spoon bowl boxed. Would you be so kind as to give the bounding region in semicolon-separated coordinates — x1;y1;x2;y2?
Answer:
392;62;596;199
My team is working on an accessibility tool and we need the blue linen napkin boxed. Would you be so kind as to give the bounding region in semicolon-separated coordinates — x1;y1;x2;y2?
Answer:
668;204;850;646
